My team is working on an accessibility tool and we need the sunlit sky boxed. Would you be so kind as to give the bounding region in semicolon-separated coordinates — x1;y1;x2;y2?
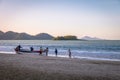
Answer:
0;0;120;40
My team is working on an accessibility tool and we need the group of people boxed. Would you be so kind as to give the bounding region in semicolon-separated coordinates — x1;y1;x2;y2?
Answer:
15;45;33;52
15;45;72;58
39;47;71;58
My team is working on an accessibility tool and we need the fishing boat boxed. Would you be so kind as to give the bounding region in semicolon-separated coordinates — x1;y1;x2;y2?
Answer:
14;48;46;54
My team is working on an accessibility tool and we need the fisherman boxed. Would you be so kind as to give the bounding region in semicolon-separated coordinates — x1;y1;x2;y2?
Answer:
45;47;49;56
55;48;58;57
18;45;22;51
30;47;34;51
39;47;43;55
15;45;22;51
68;48;71;58
15;45;22;54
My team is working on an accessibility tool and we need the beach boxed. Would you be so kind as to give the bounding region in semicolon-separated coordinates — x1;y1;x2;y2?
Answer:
0;53;120;80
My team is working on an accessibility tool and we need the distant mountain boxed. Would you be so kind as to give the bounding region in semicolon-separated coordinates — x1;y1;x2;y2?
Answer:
0;31;4;39
0;30;104;40
35;33;54;40
81;36;103;40
1;31;19;40
0;30;54;40
0;31;4;36
15;33;34;40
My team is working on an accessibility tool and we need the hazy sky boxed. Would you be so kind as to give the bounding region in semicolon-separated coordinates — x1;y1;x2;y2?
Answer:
0;0;120;39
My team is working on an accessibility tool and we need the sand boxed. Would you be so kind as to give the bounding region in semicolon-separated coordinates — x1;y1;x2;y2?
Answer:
0;53;120;80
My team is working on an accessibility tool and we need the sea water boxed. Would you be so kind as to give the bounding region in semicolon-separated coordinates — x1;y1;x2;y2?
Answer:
0;40;120;61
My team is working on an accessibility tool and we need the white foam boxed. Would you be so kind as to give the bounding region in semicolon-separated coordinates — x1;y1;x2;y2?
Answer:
0;51;16;54
73;56;120;62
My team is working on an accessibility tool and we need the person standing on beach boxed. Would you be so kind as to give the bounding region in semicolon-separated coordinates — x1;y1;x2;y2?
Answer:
55;48;58;57
45;47;49;56
68;49;71;58
15;45;22;54
15;45;22;51
39;47;43;55
30;47;34;51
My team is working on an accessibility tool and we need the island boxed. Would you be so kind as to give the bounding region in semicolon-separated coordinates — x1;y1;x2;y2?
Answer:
54;35;78;40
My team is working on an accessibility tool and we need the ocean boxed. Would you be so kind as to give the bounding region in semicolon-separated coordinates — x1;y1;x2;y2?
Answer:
0;40;120;61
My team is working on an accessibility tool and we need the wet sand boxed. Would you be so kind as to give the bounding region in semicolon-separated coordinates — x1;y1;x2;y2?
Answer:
0;53;120;80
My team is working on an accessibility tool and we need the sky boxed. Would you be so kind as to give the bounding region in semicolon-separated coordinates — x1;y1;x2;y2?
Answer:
0;0;120;40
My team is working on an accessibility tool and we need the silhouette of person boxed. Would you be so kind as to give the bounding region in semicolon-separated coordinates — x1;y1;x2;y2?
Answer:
68;49;71;58
30;47;34;51
15;45;22;54
55;48;58;57
16;45;22;51
39;47;43;55
18;45;22;50
45;47;49;56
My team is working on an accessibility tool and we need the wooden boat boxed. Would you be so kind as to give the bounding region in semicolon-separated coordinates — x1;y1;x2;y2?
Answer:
14;48;46;54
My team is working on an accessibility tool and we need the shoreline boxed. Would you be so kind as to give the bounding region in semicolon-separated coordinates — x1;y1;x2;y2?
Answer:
0;52;120;62
0;53;120;80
